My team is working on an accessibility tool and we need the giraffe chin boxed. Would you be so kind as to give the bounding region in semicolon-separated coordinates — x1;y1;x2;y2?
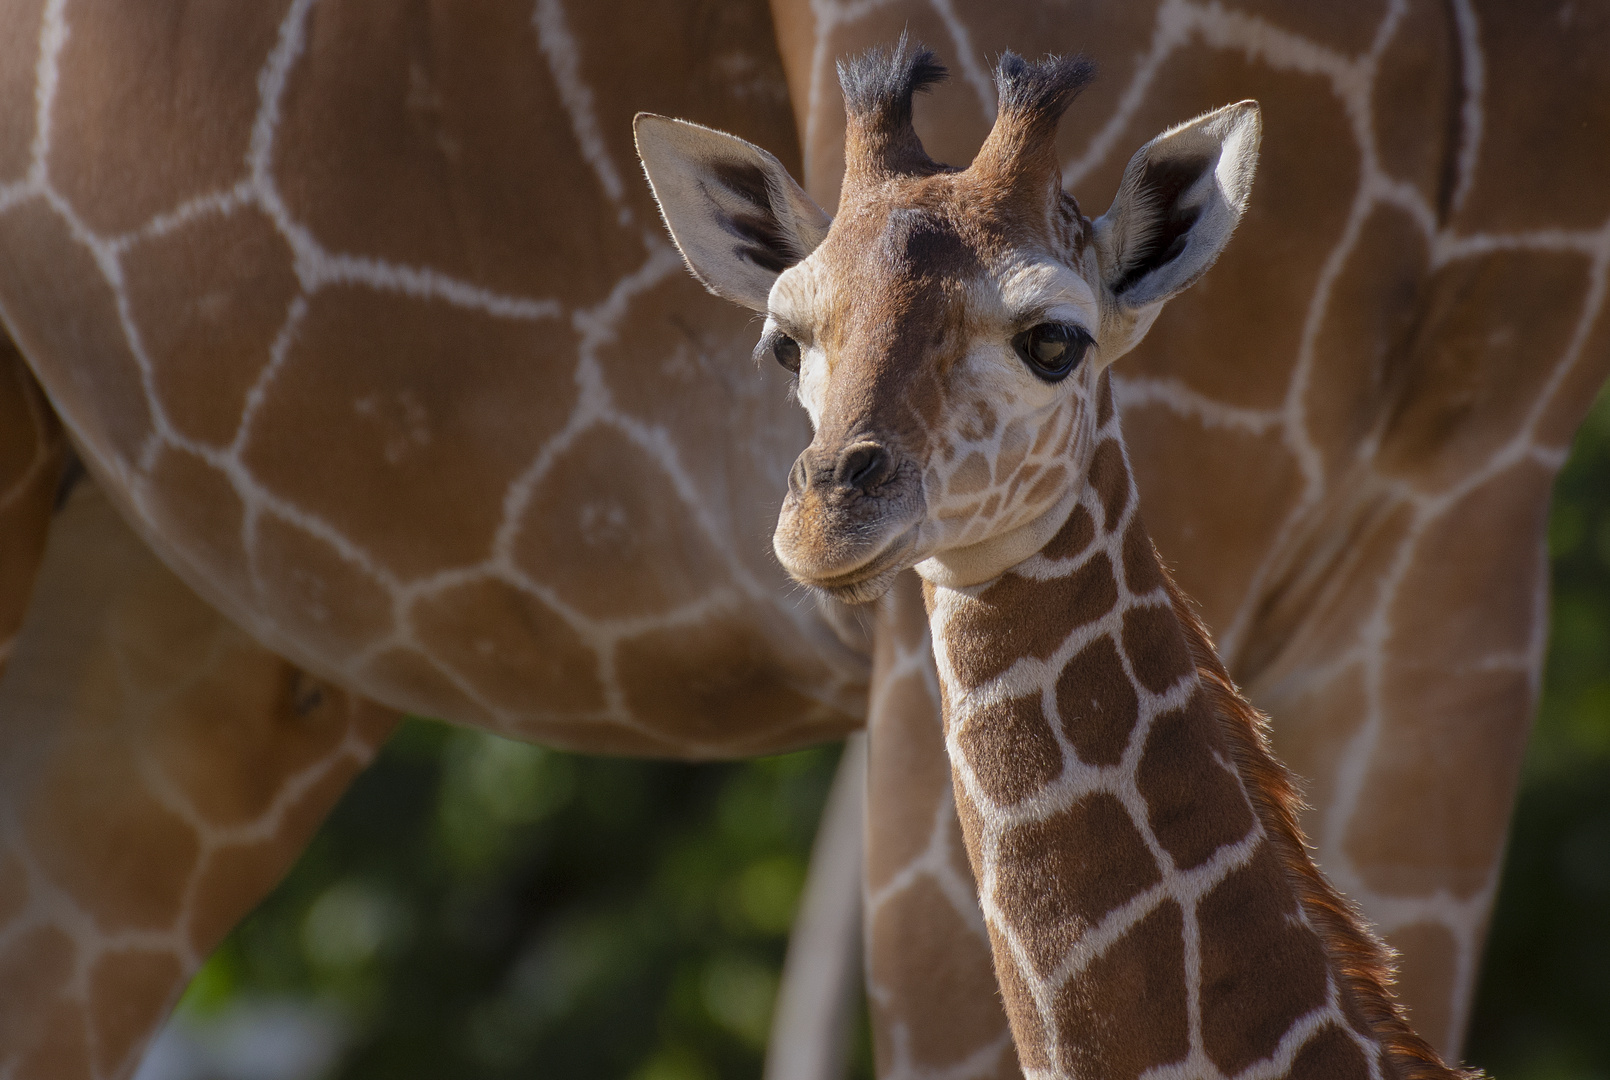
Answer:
778;527;920;606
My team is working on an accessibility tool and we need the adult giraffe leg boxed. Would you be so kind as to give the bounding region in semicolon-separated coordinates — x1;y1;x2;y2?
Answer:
0;478;397;1080
1231;237;1610;1054
766;731;865;1080
863;571;1014;1080
0;335;63;682
770;574;1009;1080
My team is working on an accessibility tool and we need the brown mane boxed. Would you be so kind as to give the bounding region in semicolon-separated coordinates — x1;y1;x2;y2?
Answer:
1164;560;1481;1080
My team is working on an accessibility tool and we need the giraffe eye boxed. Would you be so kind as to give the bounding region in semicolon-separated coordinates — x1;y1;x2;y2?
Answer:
771;333;802;374
1012;323;1091;382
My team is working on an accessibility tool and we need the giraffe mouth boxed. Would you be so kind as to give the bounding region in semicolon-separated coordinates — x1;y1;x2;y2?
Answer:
779;524;920;605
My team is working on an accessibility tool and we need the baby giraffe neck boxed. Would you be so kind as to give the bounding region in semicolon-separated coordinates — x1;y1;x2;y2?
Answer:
920;379;1469;1080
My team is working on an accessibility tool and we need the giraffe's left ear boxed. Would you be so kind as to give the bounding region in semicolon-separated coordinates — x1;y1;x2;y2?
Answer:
635;113;831;312
1092;101;1261;345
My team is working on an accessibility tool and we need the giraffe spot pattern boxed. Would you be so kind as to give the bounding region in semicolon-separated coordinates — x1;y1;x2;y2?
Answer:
990;926;1051;1072
994;793;1161;977
957;693;1062;807
949;451;992;497
1054;899;1189;1080
994;419;1031;483
1198;845;1331;1075
1054;636;1140;767
251;511;394;661
1040;502;1096;561
957;398;997;441
1088;439;1130;532
614;613;837;756
1121;518;1164;596
948;553;1118;686
516;430;729;620
87;950;185;1077
0;926;74;1063
1135;692;1256;870
411;578;605;714
11;0;1592;1069
123;206;299;448
141;446;248;594
1094;371;1115;429
868;874;1013;1070
1023;462;1068;508
1285;1023;1372;1080
1029;408;1066;457
362;646;497;728
0;204;156;464
1121;603;1194;694
25;747;202;934
814;0;1610;1070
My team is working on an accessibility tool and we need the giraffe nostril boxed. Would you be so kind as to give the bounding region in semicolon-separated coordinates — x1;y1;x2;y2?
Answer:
788;454;810;496
837;442;893;493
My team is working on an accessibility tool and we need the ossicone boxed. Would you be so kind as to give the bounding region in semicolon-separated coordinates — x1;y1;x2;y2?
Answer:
992;52;1096;141
968;51;1097;215
837;32;949;180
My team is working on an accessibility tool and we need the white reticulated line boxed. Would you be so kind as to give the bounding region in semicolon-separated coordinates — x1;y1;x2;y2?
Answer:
867;786;990;945
108;181;255;255
925;0;996;124
1446;0;1485;215
802;0;909;185
0;0;1595;1067
1061;0;1192;192
1111;374;1284;435
0;179;38;214
24;0;883;750
532;0;633;227
930;426;1391;1071
26;0;68;189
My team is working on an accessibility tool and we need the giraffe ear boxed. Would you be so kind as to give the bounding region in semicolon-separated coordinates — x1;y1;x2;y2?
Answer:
1092;101;1261;323
635;114;831;312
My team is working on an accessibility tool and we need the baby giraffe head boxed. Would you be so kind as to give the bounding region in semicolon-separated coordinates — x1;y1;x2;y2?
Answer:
636;38;1259;603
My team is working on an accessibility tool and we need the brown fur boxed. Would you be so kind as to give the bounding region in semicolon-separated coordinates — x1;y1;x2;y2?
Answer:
1162;552;1480;1080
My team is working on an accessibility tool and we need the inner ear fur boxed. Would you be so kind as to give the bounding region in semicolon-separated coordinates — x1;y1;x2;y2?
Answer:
634;114;830;312
1093;101;1261;311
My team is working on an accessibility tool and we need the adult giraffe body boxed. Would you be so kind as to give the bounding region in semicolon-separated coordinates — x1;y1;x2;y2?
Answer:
0;0;1603;1078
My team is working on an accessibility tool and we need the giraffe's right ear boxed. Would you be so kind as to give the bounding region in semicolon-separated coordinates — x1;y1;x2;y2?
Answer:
1091;101;1261;356
635;114;831;312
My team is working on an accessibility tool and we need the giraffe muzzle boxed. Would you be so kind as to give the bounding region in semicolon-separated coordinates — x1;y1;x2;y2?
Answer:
773;440;925;603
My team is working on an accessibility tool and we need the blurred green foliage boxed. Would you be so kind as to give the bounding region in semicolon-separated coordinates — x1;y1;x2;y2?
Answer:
187;394;1610;1079
1466;387;1610;1079
183;727;871;1078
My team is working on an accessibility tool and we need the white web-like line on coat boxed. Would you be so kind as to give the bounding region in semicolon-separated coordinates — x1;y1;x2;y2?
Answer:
863;587;1018;1080
0;0;866;759
928;407;1385;1080
0;1;871;1077
0;487;392;1080
802;0;1610;1065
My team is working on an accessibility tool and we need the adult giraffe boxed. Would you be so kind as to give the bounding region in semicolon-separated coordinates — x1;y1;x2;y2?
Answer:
0;0;1600;1078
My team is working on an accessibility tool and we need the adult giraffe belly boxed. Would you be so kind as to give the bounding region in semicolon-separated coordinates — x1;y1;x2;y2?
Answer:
0;0;868;758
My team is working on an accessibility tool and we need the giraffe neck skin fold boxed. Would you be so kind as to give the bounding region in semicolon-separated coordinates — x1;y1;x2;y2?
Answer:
921;376;1467;1080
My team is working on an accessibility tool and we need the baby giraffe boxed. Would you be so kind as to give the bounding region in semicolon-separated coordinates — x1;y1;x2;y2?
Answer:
637;39;1474;1080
